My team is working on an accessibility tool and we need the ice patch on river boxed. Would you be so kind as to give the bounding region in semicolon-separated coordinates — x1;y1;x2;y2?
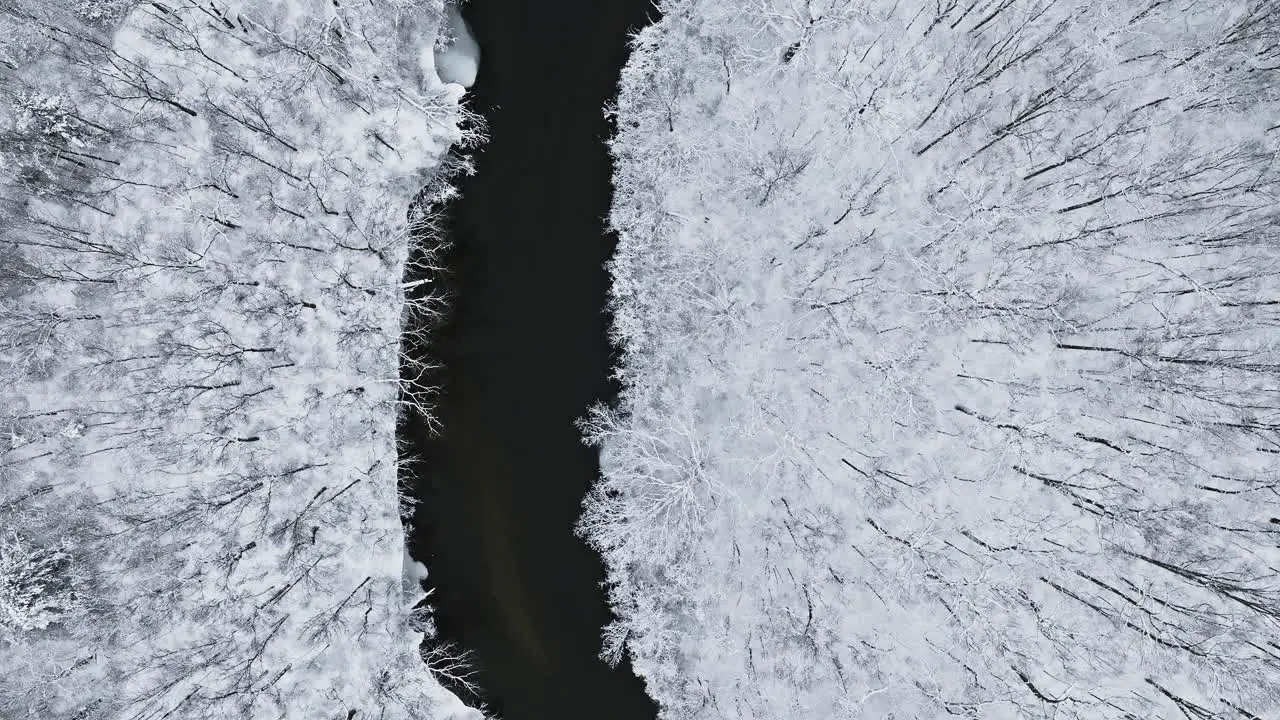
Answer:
403;546;431;589
431;2;480;88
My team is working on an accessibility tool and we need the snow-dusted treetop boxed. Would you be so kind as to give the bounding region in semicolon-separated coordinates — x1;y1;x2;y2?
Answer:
0;533;80;633
0;1;484;718
587;0;1280;718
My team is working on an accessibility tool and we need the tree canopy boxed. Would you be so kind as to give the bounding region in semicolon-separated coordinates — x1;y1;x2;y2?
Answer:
587;0;1280;717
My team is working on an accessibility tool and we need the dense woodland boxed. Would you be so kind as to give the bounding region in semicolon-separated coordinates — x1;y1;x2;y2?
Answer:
587;0;1280;717
6;0;1280;718
0;1;482;718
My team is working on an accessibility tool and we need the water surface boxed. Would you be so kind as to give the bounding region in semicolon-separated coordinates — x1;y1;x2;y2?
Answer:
402;2;660;718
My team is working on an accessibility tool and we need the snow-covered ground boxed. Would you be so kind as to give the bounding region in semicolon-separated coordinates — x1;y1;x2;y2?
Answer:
433;2;481;89
589;0;1280;717
0;1;483;718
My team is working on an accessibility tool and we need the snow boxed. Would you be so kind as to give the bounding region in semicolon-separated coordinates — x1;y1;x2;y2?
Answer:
405;547;432;587
589;0;1280;717
0;1;484;718
433;3;480;89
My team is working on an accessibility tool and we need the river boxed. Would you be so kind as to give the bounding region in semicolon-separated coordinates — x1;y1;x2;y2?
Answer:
399;1;660;719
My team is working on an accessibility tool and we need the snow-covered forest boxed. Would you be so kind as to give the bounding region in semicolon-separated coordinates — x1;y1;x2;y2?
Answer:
0;1;482;718
587;0;1280;717
7;0;1279;717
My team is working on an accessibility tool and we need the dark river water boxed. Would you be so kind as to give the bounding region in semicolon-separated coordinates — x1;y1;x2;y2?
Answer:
399;1;659;719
